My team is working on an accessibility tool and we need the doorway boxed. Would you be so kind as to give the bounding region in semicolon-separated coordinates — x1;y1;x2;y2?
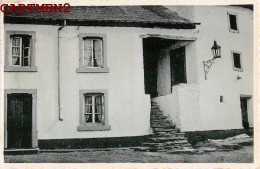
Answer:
5;89;38;149
143;38;160;97
240;97;249;129
7;93;32;148
170;46;187;86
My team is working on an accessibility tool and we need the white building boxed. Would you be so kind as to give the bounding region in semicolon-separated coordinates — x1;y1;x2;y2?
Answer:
3;5;253;151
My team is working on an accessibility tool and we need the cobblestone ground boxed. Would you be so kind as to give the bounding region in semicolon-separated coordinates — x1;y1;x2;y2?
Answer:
4;145;253;163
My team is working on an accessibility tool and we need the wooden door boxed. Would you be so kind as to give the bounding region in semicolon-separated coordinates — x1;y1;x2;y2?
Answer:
7;93;32;148
240;97;249;129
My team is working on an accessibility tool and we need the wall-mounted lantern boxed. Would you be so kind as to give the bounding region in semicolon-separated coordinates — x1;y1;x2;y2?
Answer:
203;40;221;80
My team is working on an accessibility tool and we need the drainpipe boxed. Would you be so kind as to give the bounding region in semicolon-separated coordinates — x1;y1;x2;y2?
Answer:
58;20;66;121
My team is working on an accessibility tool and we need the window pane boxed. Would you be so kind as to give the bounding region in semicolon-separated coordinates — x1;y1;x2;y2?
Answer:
12;38;20;46
84;39;92;50
12;47;20;56
23;48;30;66
95;114;102;123
85;105;92;113
12;57;20;65
233;53;241;68
94;58;102;67
95;95;103;122
23;37;31;47
83;40;93;67
84;52;92;67
95;95;102;104
85;114;92;123
95;104;102;114
23;58;29;66
24;48;29;57
93;40;101;50
93;40;103;67
229;14;237;30
85;96;92;104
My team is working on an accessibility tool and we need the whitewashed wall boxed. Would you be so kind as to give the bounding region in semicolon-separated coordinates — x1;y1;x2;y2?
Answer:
156;6;253;131
193;6;253;130
4;24;196;139
153;84;201;131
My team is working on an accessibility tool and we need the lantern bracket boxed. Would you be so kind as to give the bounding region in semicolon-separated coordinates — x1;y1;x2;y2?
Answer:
203;58;216;80
203;40;221;80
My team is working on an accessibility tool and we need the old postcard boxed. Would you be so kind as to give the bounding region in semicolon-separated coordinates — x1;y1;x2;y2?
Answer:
0;0;259;168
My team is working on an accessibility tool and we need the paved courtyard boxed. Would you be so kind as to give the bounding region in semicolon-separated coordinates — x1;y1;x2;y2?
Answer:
5;145;253;163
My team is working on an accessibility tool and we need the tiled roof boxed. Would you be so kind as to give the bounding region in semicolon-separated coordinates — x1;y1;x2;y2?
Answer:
4;6;196;29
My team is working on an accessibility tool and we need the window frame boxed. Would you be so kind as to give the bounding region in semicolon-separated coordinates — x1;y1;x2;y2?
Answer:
76;33;109;73
77;89;111;131
231;51;243;72
227;12;239;33
5;31;37;72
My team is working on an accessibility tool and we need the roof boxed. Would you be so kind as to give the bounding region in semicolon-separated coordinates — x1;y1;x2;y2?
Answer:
232;5;253;10
4;6;196;29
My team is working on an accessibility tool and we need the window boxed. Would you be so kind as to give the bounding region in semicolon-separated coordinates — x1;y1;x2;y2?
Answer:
11;35;31;66
232;51;243;71
5;31;37;72
84;94;104;123
77;33;109;73
228;12;239;33
83;38;103;67
77;89;110;131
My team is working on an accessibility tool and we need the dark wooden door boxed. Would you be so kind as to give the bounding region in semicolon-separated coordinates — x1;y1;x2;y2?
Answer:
170;47;187;86
240;98;249;129
7;94;32;148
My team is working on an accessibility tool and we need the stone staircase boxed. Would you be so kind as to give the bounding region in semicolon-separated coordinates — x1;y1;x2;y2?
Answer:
134;101;196;154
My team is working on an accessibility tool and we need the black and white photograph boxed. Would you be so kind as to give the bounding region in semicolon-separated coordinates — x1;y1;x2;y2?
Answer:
0;0;258;167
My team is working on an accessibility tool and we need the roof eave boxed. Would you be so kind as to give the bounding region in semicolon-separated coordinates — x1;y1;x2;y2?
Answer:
4;16;196;29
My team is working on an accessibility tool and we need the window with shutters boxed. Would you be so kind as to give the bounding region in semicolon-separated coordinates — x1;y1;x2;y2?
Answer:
77;34;109;73
5;31;37;72
77;89;111;131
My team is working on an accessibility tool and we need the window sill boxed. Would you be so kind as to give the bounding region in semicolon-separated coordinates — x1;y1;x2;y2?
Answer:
76;67;109;73
77;124;111;131
4;66;37;72
229;29;239;33
233;67;243;72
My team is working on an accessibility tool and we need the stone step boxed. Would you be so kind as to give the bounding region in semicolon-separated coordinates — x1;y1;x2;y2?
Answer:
149;137;188;143
164;146;187;149
198;147;217;153
151;116;168;120
143;143;165;147
151;120;172;124
167;148;197;154
151;124;176;128
133;147;151;152
153;128;178;132
152;133;174;137
146;102;193;153
151;107;160;110
151;105;160;108
152;125;176;128
149;148;165;152
151;109;162;115
151;120;168;124
175;133;186;137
